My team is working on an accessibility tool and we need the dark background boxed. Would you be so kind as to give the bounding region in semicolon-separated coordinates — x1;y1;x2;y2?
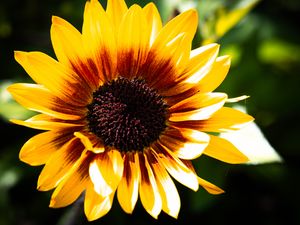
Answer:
1;0;300;224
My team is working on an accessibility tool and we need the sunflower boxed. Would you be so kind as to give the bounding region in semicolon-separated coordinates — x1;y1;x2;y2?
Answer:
8;0;254;221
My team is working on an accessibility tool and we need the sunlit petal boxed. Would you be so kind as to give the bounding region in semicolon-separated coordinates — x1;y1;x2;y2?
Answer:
74;131;105;153
19;130;74;166
38;138;84;191
89;149;123;197
160;128;210;160
106;0;128;31
204;135;249;164
143;3;162;46
147;150;180;218
11;114;83;130
220;120;282;164
138;152;162;219
8;83;84;120
169;92;227;121
84;182;114;221
117;4;150;78
197;176;224;194
49;151;93;208
14;51;91;105
152;143;199;191
117;152;139;214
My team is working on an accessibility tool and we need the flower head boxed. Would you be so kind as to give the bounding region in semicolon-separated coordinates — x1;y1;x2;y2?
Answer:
8;0;253;221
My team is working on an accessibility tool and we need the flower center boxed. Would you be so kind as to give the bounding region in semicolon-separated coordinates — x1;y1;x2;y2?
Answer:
87;77;168;152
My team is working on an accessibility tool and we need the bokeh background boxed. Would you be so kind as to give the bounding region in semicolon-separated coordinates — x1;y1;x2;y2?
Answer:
1;0;299;224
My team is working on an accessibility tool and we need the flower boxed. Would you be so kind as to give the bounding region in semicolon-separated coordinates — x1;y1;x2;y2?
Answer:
8;0;254;221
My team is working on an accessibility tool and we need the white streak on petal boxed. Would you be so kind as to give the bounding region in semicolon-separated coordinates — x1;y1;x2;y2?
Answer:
89;160;113;196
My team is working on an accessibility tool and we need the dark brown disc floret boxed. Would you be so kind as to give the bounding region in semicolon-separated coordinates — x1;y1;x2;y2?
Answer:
87;77;168;152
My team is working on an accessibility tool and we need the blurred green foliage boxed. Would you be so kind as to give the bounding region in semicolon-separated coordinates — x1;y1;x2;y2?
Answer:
1;0;300;224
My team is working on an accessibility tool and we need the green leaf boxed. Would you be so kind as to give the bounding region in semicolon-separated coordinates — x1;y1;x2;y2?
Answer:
258;38;300;65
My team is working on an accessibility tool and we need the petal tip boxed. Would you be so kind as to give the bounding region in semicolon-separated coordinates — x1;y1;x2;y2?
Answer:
51;15;60;24
187;8;198;16
211;43;220;51
185;9;198;23
246;115;255;124
36;178;51;192
144;2;156;9
222;54;231;61
226;95;250;103
36;183;44;191
6;83;30;95
49;198;57;208
9;118;22;126
198;177;225;195
14;50;27;62
19;151;27;164
6;85;13;94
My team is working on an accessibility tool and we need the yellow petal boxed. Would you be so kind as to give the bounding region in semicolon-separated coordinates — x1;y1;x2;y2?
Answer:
106;0;128;31
108;149;124;181
145;10;198;83
226;95;249;103
74;131;93;150
183;43;220;84
161;43;220;96
162;33;191;69
11;114;83;130
197;176;224;194
138;152;162;219
117;152;139;214
143;3;162;46
49;151;93;208
89;150;123;197
118;4;150;49
89;159;111;196
82;0;116;81
152;143;199;191
169;103;225;121
83;0;110;49
38;137;84;191
147;150;180;218
159;128;210;160
7;83;84;120
197;107;254;132
152;9;197;52
169;92;227;121
51;16;100;90
14;51;91;105
117;4;150;78
197;55;231;92
170;92;227;112
143;35;188;90
220;120;282;164
204;135;249;164
84;182;114;221
19;130;73;166
74;131;105;153
51;16;84;66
